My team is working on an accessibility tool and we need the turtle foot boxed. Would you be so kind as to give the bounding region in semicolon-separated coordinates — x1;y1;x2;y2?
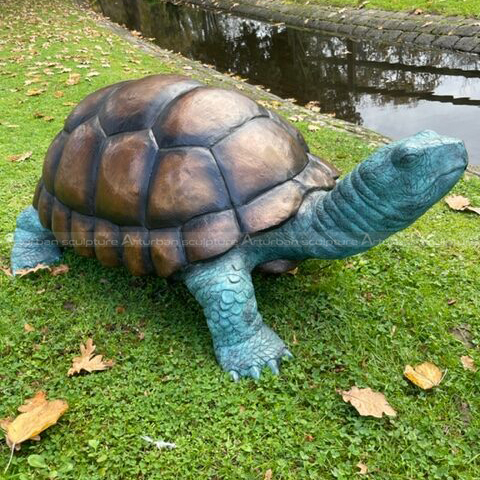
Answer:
215;324;293;380
11;206;62;275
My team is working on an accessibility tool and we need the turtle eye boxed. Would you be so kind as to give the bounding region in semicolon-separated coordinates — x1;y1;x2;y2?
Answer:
392;145;421;170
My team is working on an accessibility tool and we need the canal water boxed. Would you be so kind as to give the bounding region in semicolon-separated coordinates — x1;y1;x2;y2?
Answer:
95;0;480;165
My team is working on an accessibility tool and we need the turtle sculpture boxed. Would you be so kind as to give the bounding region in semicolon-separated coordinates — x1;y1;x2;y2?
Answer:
11;74;468;380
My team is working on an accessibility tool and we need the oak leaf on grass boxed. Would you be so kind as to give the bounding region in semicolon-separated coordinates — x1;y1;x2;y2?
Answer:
460;355;477;372
68;338;114;376
339;387;396;418
404;362;443;389
445;195;480;216
0;392;68;448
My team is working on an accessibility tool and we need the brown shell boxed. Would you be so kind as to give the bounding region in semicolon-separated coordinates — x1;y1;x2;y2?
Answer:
33;74;340;277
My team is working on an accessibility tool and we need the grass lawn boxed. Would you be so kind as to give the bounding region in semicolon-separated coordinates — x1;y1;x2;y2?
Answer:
287;0;480;18
1;0;480;479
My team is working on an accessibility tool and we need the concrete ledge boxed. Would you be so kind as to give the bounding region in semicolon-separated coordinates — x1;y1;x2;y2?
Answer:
175;0;480;54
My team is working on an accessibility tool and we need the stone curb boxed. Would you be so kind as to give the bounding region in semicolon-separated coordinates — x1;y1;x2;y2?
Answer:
75;0;389;146
176;0;480;54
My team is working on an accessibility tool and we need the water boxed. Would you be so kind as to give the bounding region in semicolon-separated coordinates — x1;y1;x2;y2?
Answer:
95;0;480;165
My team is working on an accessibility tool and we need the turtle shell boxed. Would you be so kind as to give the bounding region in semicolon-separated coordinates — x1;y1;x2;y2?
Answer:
33;74;340;277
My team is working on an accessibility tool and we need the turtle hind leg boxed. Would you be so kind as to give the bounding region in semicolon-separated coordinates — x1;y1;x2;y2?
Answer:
10;206;62;275
184;251;293;380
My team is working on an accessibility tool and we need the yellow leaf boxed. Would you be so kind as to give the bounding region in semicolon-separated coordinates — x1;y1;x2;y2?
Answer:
339;387;396;418
65;73;81;86
26;88;45;96
404;362;443;389
24;323;35;333
7;151;33;163
68;338;114;376
460;355;477;372
264;469;273;480
357;461;368;475
2;392;68;446
53;91;64;98
445;195;470;211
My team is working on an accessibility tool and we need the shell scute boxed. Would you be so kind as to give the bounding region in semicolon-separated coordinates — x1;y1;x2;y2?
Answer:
152;87;267;148
212;117;308;206
98;75;201;136
147;147;230;228
54;117;105;215
95;130;158;226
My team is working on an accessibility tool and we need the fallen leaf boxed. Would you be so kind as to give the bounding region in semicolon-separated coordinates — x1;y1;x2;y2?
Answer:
450;324;474;348
26;88;45;96
53;90;64;98
307;124;320;132
413;8;424;14
422;21;433;27
68;338;114;376
447;298;457;305
86;71;100;78
65;73;80;85
264;469;273;480
50;264;69;276
404;362;443;389
15;264;51;277
358;1;369;8
460;355;477;372
24;324;35;333
286;267;298;275
116;306;126;314
445;195;470;211
1;392;68;447
7;151;33;163
357;461;368;475
0;266;13;277
339;387;396;418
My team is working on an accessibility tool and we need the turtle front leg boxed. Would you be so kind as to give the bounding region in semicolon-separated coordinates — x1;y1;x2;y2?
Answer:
10;206;62;275
184;252;292;380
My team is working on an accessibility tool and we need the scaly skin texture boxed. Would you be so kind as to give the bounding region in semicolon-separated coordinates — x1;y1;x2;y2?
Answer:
11;131;468;379
11;206;62;274
183;251;293;380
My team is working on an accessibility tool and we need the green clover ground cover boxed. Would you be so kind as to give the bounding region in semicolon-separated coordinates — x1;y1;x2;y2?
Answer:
287;0;480;18
1;0;480;478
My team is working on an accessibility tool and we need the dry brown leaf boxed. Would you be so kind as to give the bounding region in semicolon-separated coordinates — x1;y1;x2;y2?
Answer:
26;88;45;96
357;461;368;475
1;392;68;447
24;323;35;333
51;264;69;276
413;8;424;14
339;387;396;418
264;469;273;480
467;206;480;215
0;266;13;277
460;355;477;372
7;151;32;163
15;264;51;277
53;90;64;98
286;267;299;276
65;73;80;85
445;195;471;211
68;338;114;376
404;362;443;389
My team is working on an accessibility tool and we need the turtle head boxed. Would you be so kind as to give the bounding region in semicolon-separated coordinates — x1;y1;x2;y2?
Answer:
357;130;468;224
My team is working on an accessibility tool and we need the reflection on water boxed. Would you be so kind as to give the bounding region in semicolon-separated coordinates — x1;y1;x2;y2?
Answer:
95;0;480;165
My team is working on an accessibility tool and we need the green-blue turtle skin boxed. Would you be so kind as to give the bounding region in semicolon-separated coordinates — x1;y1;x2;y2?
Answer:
11;130;468;379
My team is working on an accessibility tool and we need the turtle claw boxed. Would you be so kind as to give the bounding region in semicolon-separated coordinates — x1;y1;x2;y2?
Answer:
267;359;280;375
249;366;261;380
283;349;294;360
216;324;292;381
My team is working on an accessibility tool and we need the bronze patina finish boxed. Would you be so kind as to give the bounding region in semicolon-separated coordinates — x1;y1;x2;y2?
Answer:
32;74;339;276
